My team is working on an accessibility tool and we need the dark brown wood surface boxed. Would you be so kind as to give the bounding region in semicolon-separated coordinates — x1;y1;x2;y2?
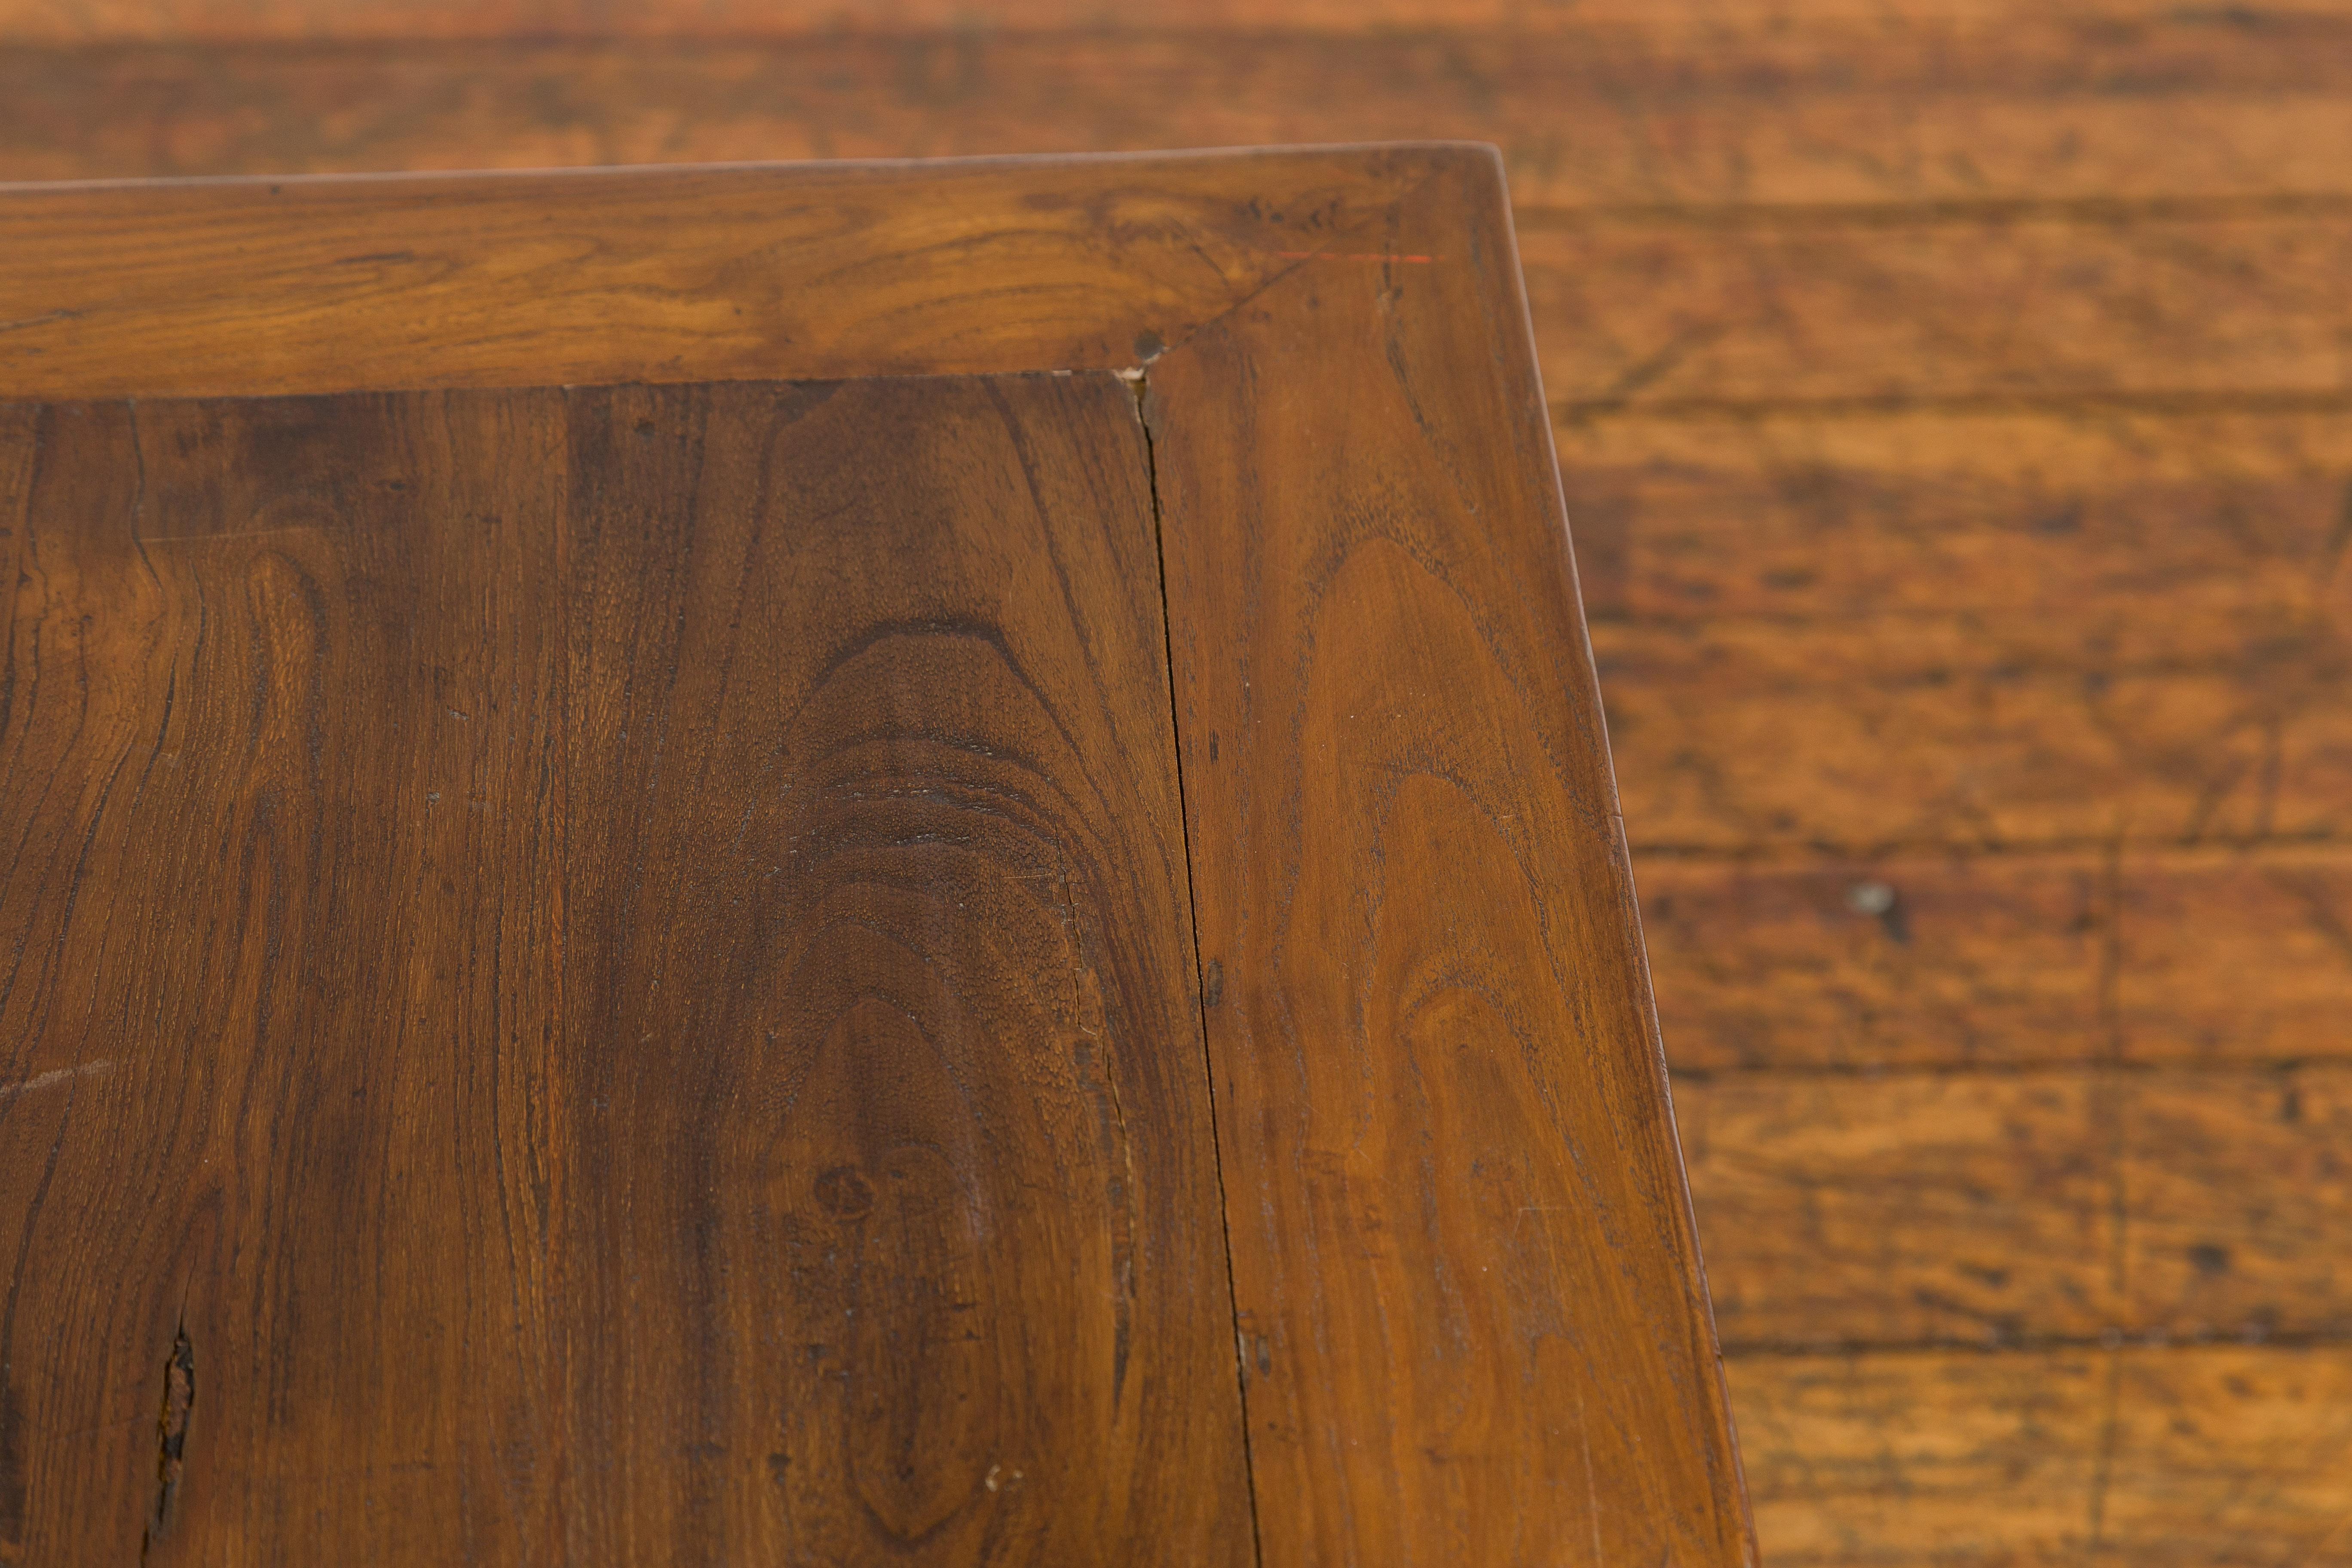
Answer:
12;3;2352;1558
1147;170;1745;1565
0;376;1254;1563
550;376;1251;1565
0;150;1752;1563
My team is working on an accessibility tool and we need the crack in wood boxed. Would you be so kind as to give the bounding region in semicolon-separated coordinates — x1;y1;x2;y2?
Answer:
139;1321;193;1561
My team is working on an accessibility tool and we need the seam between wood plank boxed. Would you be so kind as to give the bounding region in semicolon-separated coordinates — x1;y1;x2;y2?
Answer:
1630;845;2352;864
1124;361;1268;1568
1670;1056;2352;1083
1143;145;1759;1562
1556;389;2352;424
1509;192;2352;230
1629;838;2352;861
1721;1327;2352;1360
1140;152;1457;368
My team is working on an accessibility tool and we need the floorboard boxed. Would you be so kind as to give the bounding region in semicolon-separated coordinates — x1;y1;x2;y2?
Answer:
1640;845;2352;1072
1681;1064;2352;1349
0;24;2347;202
1730;1344;2352;1565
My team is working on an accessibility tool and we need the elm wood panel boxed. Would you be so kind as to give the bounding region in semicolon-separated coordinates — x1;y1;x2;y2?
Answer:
0;374;1254;1564
1148;153;1752;1563
553;375;1250;1566
1726;1344;2352;1566
1676;1065;2352;1349
0;145;1750;1554
0;150;1442;400
1559;406;2352;651
2;0;2323;42
10;21;2352;205
1520;212;2352;412
1592;615;2352;852
0;393;570;1565
1640;845;2352;1073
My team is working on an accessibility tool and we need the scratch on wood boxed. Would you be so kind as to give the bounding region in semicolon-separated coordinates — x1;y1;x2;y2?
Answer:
2085;1347;2122;1552
0;308;83;334
1274;251;1436;263
0;1060;112;1101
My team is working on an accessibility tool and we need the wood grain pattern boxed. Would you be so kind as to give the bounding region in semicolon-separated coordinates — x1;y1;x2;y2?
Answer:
1637;851;2111;1073
8;22;2352;205
2;148;1751;1562
1148;148;1750;1565
1643;845;2352;1074
551;374;1248;1565
1681;1068;2120;1350
2113;845;2352;1065
1680;1063;2352;1350
1592;613;2352;852
1561;407;2352;649
0;373;1254;1563
1571;401;2352;847
0;391;570;1563
0;152;1435;399
15;3;2351;1545
1523;212;2352;411
1728;1344;2352;1565
1580;583;2352;851
6;0;2320;43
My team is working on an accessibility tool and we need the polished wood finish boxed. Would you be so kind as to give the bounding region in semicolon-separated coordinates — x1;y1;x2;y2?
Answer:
549;376;1250;1564
1146;171;1744;1563
0;154;1402;398
0;375;1252;1563
10;4;2352;1559
0;149;1750;1563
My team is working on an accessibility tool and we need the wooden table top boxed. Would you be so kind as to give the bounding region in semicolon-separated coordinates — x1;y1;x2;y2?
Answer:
0;146;1751;1566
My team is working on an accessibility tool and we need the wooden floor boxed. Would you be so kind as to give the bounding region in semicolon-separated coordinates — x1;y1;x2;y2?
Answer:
6;2;2348;1560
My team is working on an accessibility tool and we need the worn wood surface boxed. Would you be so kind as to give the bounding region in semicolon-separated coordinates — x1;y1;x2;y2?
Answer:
0;374;1256;1563
1640;845;2352;1072
6;22;2352;205
1592;616;2352;852
8;1;2352;1559
11;0;2339;43
1730;1344;2352;1565
1680;1064;2352;1349
1562;408;2352;653
1148;157;1746;1567
1522;213;2352;410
